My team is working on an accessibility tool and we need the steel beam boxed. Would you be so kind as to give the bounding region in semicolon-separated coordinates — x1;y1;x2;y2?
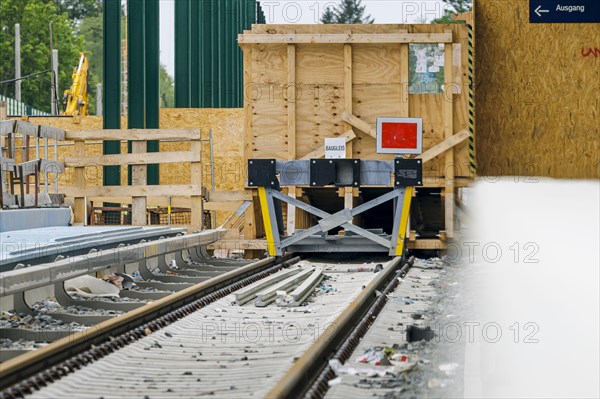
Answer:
145;0;160;185
174;0;190;107
103;0;121;190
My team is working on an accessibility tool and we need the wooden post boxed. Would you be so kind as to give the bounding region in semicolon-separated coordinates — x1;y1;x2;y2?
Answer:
0;101;6;158
190;138;203;231
0;101;6;204
242;44;258;247
131;140;148;225
286;40;297;235
444;29;455;239
73;140;86;224
400;30;409;117
343;37;354;214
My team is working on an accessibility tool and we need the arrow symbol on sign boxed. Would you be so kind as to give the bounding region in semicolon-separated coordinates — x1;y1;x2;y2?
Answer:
535;5;549;17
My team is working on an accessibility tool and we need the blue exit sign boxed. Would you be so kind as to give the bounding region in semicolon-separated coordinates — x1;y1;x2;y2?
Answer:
530;0;600;23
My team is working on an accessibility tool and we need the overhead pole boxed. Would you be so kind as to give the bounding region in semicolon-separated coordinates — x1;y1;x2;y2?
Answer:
103;0;122;204
15;24;21;103
145;0;160;185
51;49;59;115
175;0;191;107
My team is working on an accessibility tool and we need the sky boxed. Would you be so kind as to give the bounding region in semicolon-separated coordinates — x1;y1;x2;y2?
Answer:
158;0;449;77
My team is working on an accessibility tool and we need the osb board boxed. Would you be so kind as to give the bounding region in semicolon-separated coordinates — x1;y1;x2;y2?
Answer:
475;0;599;178
20;109;245;190
243;24;472;179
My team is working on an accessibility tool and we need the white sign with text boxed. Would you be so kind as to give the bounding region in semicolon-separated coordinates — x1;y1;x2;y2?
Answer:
325;138;346;159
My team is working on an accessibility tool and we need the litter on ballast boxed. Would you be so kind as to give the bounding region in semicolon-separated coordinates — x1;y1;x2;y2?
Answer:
406;325;435;342
439;362;459;375
327;377;342;386
330;359;394;378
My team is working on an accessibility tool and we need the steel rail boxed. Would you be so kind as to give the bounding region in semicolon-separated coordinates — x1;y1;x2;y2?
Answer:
0;230;222;295
0;255;298;394
266;256;415;399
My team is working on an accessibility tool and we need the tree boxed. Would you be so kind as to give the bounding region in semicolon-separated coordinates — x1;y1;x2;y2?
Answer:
55;0;102;22
0;0;85;113
321;0;374;24
432;0;472;24
320;6;337;24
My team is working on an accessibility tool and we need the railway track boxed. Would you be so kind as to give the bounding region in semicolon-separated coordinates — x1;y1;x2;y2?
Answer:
0;230;253;361
1;253;415;398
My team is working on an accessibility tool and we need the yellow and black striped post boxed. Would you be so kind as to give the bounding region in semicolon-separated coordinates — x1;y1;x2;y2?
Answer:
467;23;476;176
393;186;414;257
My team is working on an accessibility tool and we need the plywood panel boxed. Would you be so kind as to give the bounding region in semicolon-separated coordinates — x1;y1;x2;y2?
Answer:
296;45;344;84
353;44;401;84
24;109;246;191
476;0;599;178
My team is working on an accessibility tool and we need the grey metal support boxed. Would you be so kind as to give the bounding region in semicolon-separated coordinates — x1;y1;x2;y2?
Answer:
273;189;399;250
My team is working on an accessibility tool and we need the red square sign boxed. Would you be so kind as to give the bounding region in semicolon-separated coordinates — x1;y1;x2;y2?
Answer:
381;122;418;150
376;117;423;154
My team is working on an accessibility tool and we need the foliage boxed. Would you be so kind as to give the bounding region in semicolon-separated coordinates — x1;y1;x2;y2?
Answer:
321;0;374;24
0;0;85;113
432;0;472;24
54;0;102;22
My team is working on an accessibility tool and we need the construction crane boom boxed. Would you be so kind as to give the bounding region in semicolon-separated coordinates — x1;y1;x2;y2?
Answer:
63;53;89;116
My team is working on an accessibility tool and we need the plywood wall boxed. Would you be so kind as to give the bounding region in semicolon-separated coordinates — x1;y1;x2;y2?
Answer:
23;109;245;190
475;0;599;178
242;24;473;181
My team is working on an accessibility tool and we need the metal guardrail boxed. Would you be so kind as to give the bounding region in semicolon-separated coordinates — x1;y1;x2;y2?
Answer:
0;229;225;297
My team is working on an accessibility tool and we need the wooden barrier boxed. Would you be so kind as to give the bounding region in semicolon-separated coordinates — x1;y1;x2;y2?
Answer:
62;128;204;229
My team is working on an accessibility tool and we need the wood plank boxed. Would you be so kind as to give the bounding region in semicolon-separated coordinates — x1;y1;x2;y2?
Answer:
203;201;243;212
343;40;353;158
286;40;298;236
400;30;409;117
85;196;191;208
0;120;16;135
61;185;202;198
444;29;455;238
343;39;354;217
64;151;200;167
238;33;453;44
300;130;356;160
131;141;147;226
417;129;469;163
242;44;254;160
407;239;447;250
208;190;252;202
341;112;377;139
190;139;203;229
73;141;86;224
64;128;201;141
287;42;296;160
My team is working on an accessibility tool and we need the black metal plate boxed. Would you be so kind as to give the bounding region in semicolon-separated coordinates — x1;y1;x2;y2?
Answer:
310;159;361;187
248;159;277;187
394;158;422;186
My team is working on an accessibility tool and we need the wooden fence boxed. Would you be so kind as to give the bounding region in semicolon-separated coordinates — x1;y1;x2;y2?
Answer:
61;128;203;228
